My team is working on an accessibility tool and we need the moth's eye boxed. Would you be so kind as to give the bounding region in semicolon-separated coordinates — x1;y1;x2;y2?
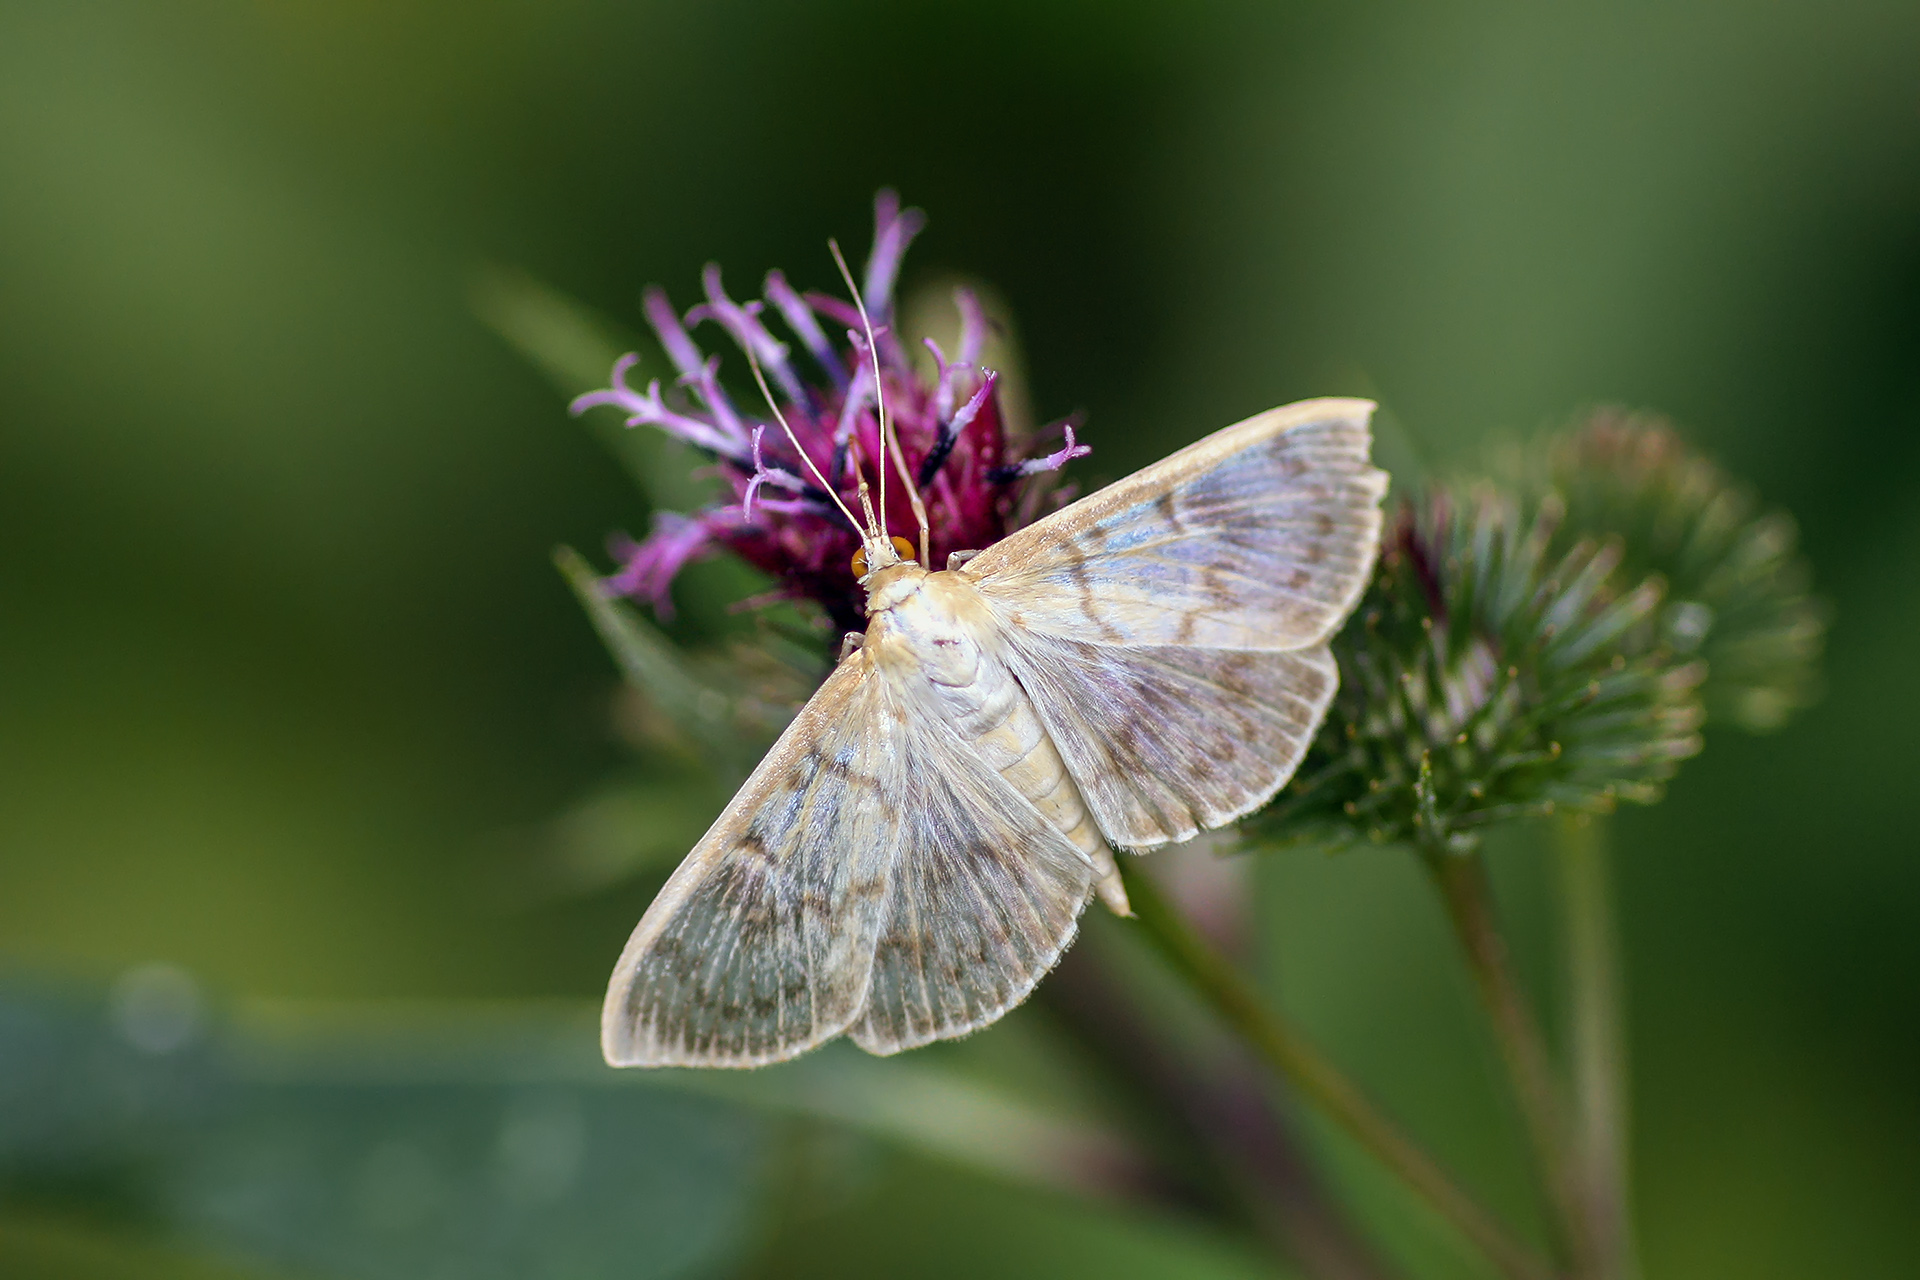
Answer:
851;536;917;580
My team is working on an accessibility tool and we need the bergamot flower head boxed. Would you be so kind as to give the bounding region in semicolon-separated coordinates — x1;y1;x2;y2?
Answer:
572;191;1088;635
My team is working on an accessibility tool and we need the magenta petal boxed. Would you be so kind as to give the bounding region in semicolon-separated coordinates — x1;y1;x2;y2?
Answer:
764;269;840;384
695;264;805;403
1000;424;1091;479
602;513;714;619
642;287;707;383
862;188;926;324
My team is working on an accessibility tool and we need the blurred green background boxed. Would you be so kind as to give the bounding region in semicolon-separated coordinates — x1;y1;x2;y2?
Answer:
2;1;1917;1277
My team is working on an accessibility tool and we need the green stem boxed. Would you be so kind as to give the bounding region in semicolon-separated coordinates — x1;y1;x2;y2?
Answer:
1555;815;1639;1280
1119;863;1555;1280
1423;848;1592;1277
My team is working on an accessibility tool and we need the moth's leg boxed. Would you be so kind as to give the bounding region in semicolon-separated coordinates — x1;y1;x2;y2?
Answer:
947;549;982;571
837;631;866;663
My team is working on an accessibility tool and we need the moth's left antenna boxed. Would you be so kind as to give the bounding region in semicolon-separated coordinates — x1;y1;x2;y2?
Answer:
830;238;931;567
742;348;866;540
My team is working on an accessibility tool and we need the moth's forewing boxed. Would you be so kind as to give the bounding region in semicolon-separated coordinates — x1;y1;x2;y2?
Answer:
602;654;896;1068
963;398;1387;651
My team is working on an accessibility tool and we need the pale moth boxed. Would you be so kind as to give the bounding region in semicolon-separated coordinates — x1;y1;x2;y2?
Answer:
602;289;1386;1067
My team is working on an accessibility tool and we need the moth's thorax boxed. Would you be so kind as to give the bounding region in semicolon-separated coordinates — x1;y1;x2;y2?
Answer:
865;568;998;692
860;560;928;615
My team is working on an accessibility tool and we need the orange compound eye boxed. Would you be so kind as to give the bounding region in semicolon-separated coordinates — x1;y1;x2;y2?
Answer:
851;536;916;579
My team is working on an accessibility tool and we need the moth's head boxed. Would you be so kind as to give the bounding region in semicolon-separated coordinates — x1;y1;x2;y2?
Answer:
856;535;925;613
852;533;914;580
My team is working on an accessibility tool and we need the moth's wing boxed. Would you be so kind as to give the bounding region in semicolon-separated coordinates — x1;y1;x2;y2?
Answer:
849;670;1100;1055
994;632;1339;849
963;398;1387;651
602;652;898;1068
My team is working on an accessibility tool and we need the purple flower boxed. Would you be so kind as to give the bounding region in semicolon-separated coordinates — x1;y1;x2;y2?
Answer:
571;191;1089;635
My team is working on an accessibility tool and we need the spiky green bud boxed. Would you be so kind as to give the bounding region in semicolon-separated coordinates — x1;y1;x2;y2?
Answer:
1251;411;1824;854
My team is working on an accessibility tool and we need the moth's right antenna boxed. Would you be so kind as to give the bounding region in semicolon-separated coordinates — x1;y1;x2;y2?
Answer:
844;428;884;544
830;238;932;567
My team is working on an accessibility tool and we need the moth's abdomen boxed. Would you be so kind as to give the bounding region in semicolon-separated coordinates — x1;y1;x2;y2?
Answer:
923;636;1121;909
949;662;1105;860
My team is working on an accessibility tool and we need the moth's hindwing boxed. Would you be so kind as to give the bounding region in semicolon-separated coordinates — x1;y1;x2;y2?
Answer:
601;654;897;1068
994;635;1339;849
964;398;1387;651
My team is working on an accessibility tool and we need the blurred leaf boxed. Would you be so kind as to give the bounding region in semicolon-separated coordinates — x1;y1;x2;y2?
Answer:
2;975;1180;1280
469;266;631;397
532;777;722;895
473;266;714;512
667;1043;1153;1204
0;1213;281;1280
0;978;764;1280
554;545;770;779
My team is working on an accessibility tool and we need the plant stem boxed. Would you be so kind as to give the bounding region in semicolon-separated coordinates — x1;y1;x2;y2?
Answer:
1555;815;1639;1280
1423;848;1592;1277
1047;945;1396;1280
1119;862;1555;1280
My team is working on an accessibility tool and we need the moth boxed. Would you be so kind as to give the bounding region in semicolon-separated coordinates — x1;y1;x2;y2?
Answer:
602;391;1387;1068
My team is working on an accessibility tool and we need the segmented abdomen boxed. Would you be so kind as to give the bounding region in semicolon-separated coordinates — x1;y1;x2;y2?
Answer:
933;652;1107;862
